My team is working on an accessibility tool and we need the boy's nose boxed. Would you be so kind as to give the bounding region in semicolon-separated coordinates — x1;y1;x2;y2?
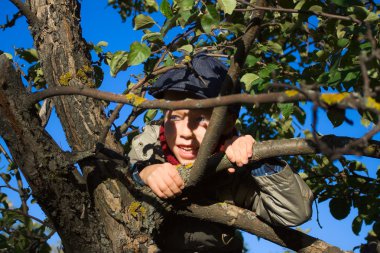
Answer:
179;121;194;139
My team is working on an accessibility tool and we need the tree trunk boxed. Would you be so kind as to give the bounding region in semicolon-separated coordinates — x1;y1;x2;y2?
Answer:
3;0;156;251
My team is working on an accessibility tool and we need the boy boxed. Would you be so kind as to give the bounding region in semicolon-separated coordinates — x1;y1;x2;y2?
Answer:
129;53;313;252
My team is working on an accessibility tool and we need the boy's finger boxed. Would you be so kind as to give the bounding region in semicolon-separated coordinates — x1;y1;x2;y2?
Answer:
169;170;185;189
162;173;182;195
155;176;175;198
149;182;166;199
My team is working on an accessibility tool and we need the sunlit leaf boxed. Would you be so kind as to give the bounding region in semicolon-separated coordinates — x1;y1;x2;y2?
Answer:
142;32;164;43
278;103;294;119
160;0;173;18
109;51;129;77
241;73;259;91
144;109;158;123
3;53;13;59
145;0;158;11
178;44;193;53
217;0;236;15
134;14;156;30
175;0;194;12
127;42;151;66
364;12;380;22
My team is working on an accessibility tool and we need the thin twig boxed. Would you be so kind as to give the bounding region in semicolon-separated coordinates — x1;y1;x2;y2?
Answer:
0;208;49;227
26;86;380;115
237;0;363;24
0;11;22;30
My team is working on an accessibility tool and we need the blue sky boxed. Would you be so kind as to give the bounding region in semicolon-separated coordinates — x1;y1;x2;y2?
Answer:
0;0;378;252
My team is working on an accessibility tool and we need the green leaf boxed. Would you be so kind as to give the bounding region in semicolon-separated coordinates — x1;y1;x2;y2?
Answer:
141;32;164;43
160;0;173;18
127;42;151;66
161;14;179;36
96;41;108;47
16;48;39;63
309;5;322;12
178;44;193;53
327;70;342;87
164;56;175;66
175;0;194;12
201;5;219;34
241;73;259;91
245;55;260;67
178;10;192;27
258;63;279;79
337;38;350;48
364;12;379;22
94;41;108;54
134;14;156;30
278;103;294;119
329;198;351;220
3;53;13;59
109;51;129;77
217;0;237;15
144;109;158;123
145;0;158;11
267;41;283;55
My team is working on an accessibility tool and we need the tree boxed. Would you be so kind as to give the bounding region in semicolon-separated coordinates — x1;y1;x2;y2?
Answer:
0;0;379;252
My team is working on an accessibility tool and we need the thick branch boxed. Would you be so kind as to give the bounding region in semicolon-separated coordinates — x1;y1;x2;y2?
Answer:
10;0;39;26
176;202;349;253
202;136;380;176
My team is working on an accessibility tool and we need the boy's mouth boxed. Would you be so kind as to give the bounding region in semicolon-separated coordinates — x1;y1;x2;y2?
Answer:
177;145;198;160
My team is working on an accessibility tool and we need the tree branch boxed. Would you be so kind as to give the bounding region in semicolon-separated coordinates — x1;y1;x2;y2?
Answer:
188;0;267;186
9;0;39;26
176;202;349;253
26;86;380;116
237;0;363;25
0;11;22;30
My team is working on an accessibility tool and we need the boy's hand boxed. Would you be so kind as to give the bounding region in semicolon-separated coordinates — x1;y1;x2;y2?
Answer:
223;135;255;173
139;163;184;199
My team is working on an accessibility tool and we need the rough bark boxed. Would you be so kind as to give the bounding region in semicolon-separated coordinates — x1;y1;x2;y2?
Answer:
0;55;110;252
11;0;155;251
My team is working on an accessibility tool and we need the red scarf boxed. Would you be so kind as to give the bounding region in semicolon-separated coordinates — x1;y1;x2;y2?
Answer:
159;125;236;165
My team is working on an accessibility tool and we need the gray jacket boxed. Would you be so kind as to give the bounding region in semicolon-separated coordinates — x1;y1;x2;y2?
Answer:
129;124;314;252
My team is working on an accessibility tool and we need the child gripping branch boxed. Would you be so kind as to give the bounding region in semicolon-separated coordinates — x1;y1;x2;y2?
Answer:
128;53;313;253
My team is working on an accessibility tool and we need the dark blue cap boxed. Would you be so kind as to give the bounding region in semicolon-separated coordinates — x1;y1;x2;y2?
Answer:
149;53;229;99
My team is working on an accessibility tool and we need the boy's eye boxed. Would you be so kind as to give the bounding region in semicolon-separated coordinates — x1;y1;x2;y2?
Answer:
169;115;181;121
196;116;208;123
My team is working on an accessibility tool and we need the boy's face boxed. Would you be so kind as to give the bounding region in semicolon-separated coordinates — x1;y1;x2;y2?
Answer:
164;108;212;165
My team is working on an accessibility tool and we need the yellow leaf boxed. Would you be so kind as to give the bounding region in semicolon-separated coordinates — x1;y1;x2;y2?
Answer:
125;93;146;106
285;90;299;97
366;97;380;111
320;93;349;105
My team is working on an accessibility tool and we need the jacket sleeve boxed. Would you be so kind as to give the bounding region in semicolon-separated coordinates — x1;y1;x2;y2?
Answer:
128;124;163;167
224;160;314;227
